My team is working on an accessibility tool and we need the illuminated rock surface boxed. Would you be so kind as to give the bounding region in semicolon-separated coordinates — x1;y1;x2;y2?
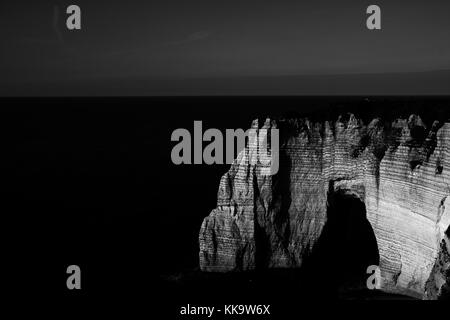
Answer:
199;114;450;299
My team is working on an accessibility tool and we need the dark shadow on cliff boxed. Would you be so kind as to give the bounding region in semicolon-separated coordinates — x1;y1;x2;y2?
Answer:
300;184;380;298
255;148;292;268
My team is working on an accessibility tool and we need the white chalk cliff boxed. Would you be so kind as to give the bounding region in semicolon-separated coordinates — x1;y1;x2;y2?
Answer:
199;114;450;299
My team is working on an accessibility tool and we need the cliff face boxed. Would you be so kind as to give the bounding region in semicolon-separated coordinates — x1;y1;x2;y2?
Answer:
199;114;450;299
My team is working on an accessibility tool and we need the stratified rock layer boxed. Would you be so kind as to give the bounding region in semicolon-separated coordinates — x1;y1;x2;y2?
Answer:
199;114;450;299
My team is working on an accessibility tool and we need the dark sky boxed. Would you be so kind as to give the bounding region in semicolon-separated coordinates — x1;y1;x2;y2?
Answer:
1;0;450;95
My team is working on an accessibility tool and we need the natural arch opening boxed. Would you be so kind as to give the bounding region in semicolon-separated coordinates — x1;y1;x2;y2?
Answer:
302;187;380;297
